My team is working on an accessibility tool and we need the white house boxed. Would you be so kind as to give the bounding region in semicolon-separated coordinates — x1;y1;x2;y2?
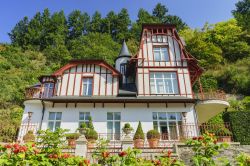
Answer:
19;24;229;142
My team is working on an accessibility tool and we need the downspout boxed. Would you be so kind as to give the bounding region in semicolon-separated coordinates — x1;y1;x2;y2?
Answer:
39;100;45;131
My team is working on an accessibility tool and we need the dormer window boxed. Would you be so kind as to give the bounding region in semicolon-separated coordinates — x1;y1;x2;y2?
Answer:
153;46;169;62
81;77;93;96
42;83;54;98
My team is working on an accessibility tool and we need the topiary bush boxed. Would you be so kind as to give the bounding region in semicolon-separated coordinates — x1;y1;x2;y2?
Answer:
224;111;250;144
85;129;98;140
146;130;160;140
133;121;145;140
65;133;80;139
23;130;35;143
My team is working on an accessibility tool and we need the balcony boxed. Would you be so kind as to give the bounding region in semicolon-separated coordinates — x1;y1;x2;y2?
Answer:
195;90;230;123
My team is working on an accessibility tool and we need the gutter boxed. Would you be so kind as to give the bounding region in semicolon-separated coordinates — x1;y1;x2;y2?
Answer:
39;100;45;131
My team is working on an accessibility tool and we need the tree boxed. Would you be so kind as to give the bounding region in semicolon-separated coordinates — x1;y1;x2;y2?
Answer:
152;3;168;22
67;10;86;39
67;33;120;65
8;17;29;49
102;11;118;37
232;0;250;33
90;11;102;33
116;8;131;42
207;19;250;62
166;15;187;31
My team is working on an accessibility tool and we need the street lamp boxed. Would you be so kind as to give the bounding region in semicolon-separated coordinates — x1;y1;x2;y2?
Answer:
27;112;33;132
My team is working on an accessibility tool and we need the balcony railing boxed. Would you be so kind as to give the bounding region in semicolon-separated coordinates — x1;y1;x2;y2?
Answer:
195;90;227;100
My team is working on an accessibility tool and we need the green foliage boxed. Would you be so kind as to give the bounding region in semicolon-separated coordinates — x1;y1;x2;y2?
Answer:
85;129;98;140
88;116;94;130
0;142;87;165
146;129;160;139
236;153;250;166
0;106;23;142
133;121;145;140
232;0;250;33
186;132;229;166
37;128;69;154
224;111;250;144
65;133;80;139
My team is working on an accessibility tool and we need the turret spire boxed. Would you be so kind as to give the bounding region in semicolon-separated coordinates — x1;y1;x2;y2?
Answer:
118;40;131;57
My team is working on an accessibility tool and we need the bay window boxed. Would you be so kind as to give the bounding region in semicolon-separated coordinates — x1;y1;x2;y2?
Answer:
150;72;179;94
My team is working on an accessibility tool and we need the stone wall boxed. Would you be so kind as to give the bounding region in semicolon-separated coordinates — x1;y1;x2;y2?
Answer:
176;143;250;165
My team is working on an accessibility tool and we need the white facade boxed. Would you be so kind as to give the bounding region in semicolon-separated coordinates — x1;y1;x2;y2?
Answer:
20;24;204;141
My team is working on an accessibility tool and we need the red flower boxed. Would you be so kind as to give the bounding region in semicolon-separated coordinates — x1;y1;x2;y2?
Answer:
198;136;204;141
192;137;197;140
34;149;40;155
13;148;19;154
53;154;58;159
119;151;127;157
153;160;161;165
20;146;27;152
4;144;12;149
102;151;110;158
167;150;172;158
32;143;35;147
84;159;90;165
48;154;53;158
63;153;70;158
13;143;19;149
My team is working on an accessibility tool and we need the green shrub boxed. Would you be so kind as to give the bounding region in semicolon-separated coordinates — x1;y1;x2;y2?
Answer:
88;116;94;130
65;133;80;139
224;111;250;144
133;121;145;140
146;130;160;139
85;129;98;140
23;130;35;142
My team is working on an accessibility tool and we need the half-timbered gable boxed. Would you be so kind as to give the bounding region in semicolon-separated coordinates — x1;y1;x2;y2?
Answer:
133;24;202;98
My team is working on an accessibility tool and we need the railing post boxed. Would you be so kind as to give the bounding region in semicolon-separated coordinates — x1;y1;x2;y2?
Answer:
121;134;133;150
75;135;87;157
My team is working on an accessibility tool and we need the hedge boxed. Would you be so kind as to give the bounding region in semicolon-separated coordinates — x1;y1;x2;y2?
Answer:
224;111;250;145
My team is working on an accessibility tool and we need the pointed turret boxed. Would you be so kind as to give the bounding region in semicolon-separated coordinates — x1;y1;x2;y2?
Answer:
118;40;131;57
115;40;132;84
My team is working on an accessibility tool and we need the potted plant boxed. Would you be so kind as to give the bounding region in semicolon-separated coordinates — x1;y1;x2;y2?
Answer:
215;128;232;142
85;129;98;148
65;133;80;147
122;123;133;136
133;121;145;148
78;123;88;135
23;130;35;143
147;129;160;148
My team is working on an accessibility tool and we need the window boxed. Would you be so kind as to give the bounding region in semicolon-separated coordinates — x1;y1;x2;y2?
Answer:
48;112;62;131
79;112;90;127
120;63;127;75
82;78;93;96
150;72;179;94
153;47;169;61
153;112;182;140
107;112;121;140
43;83;54;98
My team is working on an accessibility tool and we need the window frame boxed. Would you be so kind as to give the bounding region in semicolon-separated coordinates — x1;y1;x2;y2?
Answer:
153;46;170;62
149;71;180;95
80;76;94;96
152;112;182;140
79;112;90;127
48;112;62;132
107;112;121;140
42;82;54;98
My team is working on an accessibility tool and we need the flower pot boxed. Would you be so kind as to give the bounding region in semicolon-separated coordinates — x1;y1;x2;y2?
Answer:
87;139;96;148
123;128;132;135
148;138;159;148
218;136;231;142
79;128;87;135
134;139;144;148
67;139;76;147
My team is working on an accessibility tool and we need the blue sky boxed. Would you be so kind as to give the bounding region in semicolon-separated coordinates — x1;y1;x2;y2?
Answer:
0;0;239;43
